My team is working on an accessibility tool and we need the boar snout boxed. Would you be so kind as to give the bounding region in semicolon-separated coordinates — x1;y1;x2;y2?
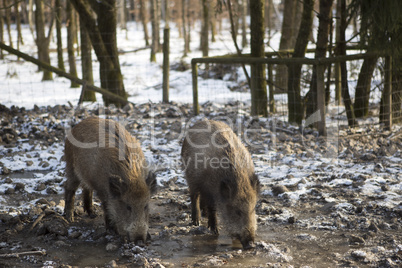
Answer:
237;229;255;250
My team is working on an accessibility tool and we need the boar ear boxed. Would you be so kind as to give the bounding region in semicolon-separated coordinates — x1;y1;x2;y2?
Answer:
220;179;236;200
250;173;261;193
146;171;157;195
109;175;127;197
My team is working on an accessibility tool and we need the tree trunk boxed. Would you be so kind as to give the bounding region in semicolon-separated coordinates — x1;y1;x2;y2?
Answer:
150;0;159;61
200;0;209;57
35;0;53;81
241;0;247;47
80;14;96;102
287;0;314;125
139;0;150;46
339;0;356;127
15;1;24;48
305;0;333;120
117;0;127;29
250;0;268;117
354;48;378;118
0;7;4;59
182;0;190;56
67;1;79;88
55;0;65;72
70;0;127;107
275;0;296;92
3;0;12;47
291;0;303;48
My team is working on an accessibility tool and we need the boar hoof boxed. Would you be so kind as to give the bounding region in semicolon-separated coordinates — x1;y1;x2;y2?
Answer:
87;211;97;219
192;220;200;226
65;213;74;223
210;227;219;235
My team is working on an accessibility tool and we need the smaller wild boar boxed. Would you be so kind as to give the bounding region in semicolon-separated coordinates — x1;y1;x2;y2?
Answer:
64;117;156;243
181;119;260;249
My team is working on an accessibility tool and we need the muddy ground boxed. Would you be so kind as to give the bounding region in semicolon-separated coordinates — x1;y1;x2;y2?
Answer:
0;103;401;267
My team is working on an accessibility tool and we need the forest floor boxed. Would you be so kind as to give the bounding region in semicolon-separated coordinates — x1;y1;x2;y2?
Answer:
0;103;401;267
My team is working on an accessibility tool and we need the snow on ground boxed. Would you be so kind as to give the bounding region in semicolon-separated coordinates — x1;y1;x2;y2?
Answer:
0;21;401;216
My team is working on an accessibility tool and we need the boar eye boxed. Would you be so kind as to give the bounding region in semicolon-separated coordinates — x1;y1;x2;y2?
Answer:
236;210;242;217
126;205;132;212
144;204;149;211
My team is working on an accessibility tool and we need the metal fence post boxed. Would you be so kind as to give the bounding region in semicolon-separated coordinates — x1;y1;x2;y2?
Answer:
191;60;200;115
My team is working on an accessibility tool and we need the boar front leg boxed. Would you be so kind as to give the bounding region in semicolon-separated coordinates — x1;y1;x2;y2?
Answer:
102;202;117;233
207;204;218;234
64;172;80;222
83;188;96;218
190;191;201;226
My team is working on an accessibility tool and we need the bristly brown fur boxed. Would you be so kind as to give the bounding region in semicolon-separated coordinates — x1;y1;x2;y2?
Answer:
64;116;156;243
181;119;260;249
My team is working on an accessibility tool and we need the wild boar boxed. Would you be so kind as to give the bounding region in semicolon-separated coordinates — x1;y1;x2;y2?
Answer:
64;116;156;243
181;119;260;249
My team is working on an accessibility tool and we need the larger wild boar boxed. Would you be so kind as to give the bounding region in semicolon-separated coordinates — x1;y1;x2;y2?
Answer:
181;120;260;249
64;117;156;243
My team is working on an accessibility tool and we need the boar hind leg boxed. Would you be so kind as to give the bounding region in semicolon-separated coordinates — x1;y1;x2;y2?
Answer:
64;172;80;222
190;191;201;226
83;188;96;218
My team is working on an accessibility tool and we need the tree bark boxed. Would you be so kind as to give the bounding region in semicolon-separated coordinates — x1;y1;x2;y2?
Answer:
80;14;96;102
35;0;53;81
287;0;314;125
15;1;24;48
139;0;150;46
55;0;65;72
241;0;247;47
150;0;160;61
0;7;4;59
67;1;79;88
354;48;378;118
250;0;268;116
3;0;12;47
70;0;127;107
182;0;190;56
275;0;296;92
200;0;209;57
305;0;333;120
339;0;356;127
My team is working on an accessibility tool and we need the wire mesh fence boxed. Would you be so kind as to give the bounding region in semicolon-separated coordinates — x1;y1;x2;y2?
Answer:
191;53;402;134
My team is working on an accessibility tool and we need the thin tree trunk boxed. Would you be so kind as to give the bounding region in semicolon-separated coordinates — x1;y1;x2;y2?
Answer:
339;0;356;127
200;0;209;57
35;0;53;81
241;0;247;47
305;0;333;120
15;1;23;48
139;0;150;46
67;1;79;88
118;0;127;29
55;0;65;72
0;7;4;59
275;0;296;92
80;15;96;102
150;0;159;61
3;0;12;47
287;0;314;125
182;0;190;56
250;0;268;117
